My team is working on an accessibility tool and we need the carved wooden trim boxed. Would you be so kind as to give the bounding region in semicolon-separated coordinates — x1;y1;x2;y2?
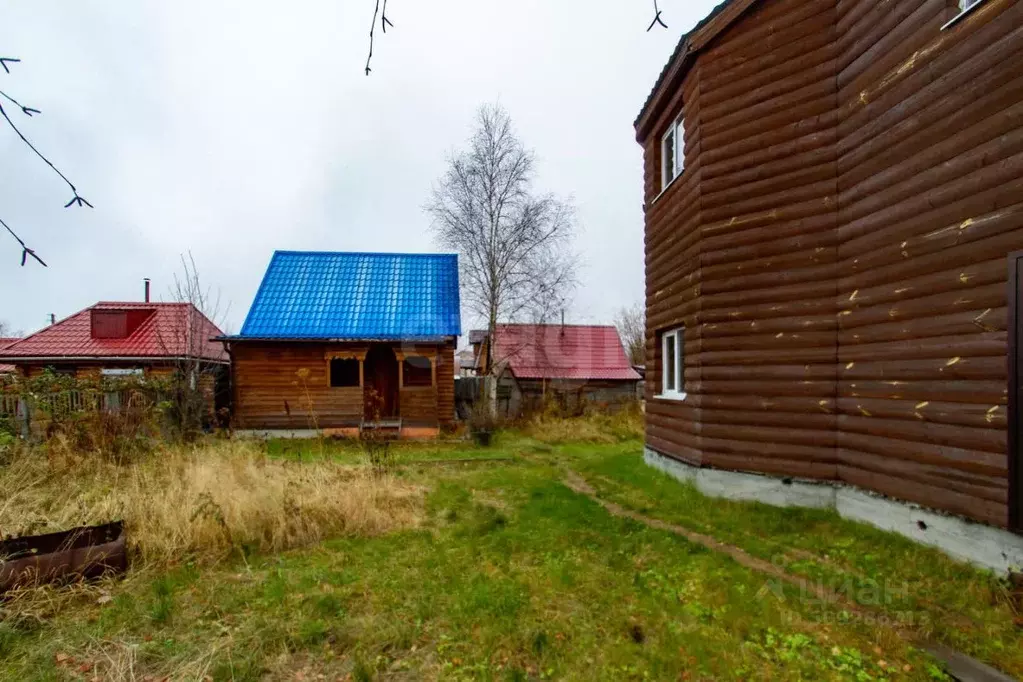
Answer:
394;348;438;362
326;350;367;361
325;351;365;389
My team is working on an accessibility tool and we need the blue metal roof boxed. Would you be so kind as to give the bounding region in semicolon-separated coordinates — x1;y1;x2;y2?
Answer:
236;251;461;340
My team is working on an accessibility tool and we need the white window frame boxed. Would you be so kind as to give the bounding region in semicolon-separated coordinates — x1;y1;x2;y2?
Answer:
660;114;685;192
101;368;143;377
658;327;685;401
942;0;987;30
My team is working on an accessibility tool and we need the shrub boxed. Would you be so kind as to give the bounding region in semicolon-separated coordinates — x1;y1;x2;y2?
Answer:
361;388;396;472
468;401;498;432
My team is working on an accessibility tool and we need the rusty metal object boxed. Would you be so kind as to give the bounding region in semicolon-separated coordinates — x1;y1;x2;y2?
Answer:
0;521;126;593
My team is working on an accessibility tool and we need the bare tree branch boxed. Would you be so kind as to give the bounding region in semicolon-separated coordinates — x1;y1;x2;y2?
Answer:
0;89;39;116
0;216;47;267
0;101;90;209
365;0;393;75
362;2;664;74
1;53;91;266
156;252;231;439
647;0;668;31
615;303;645;366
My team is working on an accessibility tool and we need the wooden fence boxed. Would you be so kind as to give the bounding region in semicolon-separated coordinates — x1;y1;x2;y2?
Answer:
0;388;163;438
0;394;17;419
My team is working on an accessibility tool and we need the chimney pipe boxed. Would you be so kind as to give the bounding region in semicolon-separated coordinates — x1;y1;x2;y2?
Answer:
560;310;565;336
49;313;55;325
144;278;151;303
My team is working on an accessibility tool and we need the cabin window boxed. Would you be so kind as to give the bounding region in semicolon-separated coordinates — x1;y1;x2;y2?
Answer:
943;0;987;28
660;327;685;400
329;358;360;387
101;368;143;377
661;115;684;190
403;356;433;387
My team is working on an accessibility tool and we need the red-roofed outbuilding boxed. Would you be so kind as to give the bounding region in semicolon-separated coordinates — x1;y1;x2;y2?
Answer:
469;324;641;417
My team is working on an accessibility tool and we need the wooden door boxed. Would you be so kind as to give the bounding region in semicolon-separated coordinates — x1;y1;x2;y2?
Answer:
364;345;399;420
1011;252;1022;532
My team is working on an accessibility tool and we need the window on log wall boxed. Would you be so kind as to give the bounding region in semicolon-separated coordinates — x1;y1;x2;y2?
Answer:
330;358;360;387
943;0;988;29
403;356;433;387
661;113;684;191
659;327;685;400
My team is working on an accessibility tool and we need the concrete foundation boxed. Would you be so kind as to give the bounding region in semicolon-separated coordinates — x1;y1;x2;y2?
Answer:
234;429;322;440
644;447;1023;575
233;427;441;441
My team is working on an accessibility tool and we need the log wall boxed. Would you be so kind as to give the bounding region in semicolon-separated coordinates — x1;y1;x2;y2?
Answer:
231;341;456;431
640;0;1023;526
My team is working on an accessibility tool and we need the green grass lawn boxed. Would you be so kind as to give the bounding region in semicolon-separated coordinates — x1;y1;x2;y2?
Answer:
1;431;1019;681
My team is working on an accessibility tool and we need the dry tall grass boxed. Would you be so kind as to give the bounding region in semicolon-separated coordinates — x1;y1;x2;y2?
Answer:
0;438;423;567
522;402;644;444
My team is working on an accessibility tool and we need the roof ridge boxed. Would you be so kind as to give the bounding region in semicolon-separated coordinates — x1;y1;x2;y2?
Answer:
273;250;457;258
494;323;618;329
94;301;188;306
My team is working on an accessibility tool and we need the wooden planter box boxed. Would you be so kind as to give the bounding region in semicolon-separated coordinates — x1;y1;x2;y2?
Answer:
0;521;127;593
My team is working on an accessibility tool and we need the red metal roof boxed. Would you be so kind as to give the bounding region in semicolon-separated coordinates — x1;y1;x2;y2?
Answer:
0;338;16;374
0;303;227;363
489;324;641;381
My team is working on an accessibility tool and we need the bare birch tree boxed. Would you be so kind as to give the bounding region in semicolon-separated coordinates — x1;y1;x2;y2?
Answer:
426;104;577;375
615;303;645;366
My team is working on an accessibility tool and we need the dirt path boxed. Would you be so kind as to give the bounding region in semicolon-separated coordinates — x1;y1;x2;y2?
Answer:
560;469;1018;682
561;471;862;615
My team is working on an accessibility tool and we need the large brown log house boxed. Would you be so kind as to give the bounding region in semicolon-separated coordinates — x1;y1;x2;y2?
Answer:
637;0;1023;533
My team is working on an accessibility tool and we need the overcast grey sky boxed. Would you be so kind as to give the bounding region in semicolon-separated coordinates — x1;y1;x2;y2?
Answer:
0;0;719;338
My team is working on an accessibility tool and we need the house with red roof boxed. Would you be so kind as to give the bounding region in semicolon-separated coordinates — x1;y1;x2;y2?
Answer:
0;301;227;385
469;324;641;417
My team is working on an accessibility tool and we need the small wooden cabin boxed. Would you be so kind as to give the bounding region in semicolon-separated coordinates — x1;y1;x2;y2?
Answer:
222;251;460;437
636;0;1023;529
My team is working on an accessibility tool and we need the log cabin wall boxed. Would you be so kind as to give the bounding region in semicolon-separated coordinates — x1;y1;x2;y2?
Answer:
640;0;1023;526
231;340;456;430
693;0;840;481
231;343;364;429
834;0;1021;525
436;339;456;428
645;62;706;465
399;387;438;426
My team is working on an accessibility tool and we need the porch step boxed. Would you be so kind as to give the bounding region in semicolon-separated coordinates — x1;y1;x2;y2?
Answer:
359;418;402;434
